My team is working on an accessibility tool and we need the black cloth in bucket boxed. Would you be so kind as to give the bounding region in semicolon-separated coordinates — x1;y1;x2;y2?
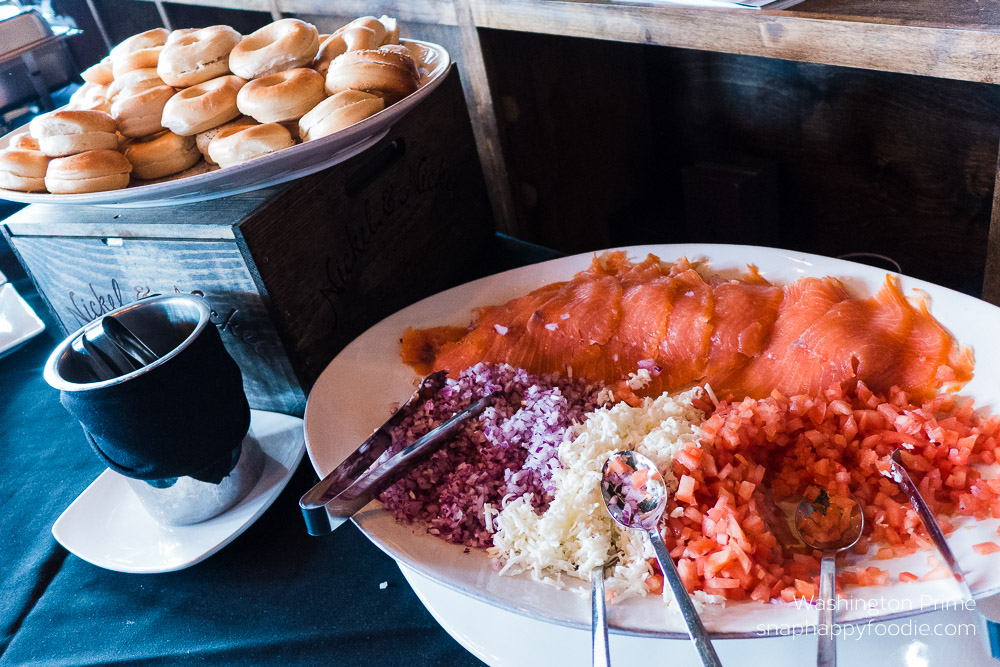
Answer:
60;323;251;484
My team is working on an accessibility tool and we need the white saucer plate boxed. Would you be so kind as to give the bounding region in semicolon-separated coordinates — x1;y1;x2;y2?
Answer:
52;409;304;573
0;282;45;357
0;40;450;208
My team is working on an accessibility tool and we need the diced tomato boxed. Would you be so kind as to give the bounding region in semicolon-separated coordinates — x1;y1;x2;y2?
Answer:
676;475;697;504
973;541;1000;555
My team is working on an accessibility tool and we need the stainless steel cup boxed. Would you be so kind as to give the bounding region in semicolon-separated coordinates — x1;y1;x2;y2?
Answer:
44;294;263;526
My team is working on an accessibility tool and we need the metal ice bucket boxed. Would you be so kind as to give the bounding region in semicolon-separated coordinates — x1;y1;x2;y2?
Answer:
43;295;263;526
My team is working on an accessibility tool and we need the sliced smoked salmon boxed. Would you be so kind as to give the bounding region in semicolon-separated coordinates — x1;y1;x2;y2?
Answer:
648;268;714;392
401;254;974;402
703;278;784;387
722;277;850;398
401;325;467;375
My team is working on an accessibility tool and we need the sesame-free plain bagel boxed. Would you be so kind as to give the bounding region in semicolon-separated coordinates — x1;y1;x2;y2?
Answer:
229;19;319;79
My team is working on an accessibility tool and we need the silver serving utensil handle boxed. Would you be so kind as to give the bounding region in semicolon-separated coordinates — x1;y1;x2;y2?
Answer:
888;450;975;597
101;315;159;366
300;390;501;535
886;449;996;658
648;529;723;667
591;563;611;667
300;371;447;535
817;553;836;667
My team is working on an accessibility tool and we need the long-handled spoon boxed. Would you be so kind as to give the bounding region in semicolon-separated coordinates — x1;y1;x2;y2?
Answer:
591;556;615;667
600;450;723;667
793;492;864;667
884;449;1000;659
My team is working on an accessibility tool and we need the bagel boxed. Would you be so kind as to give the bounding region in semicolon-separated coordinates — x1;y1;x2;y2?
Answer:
313;31;347;78
124;131;201;179
207;122;293;168
109;28;168;78
29;110;118;157
229;18;319;79
111;84;176;138
379;16;400;45
81;57;114;85
158;25;242;87
195;116;257;163
68;82;111;113
400;42;431;75
112;45;164;79
162;74;245;136
8;132;39;151
279;121;301;142
236;68;325;123
324;47;419;105
0;149;50;192
45;149;131;194
106;68;166;102
298;90;383;141
135;159;218;184
110;28;169;60
340;17;387;51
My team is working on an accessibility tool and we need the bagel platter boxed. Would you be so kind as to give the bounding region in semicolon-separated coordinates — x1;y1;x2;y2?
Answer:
0;16;450;207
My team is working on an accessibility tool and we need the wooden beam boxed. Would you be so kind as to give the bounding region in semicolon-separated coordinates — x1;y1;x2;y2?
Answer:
470;0;1000;85
983;141;1000;306
132;0;457;25
134;0;1000;84
453;0;519;235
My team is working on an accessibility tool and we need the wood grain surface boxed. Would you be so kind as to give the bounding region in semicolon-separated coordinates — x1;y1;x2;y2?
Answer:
132;0;457;25
4;69;494;413
236;68;494;388
483;33;997;294
472;0;1000;84
3;192;271;240
983;145;1000;306
129;0;1000;83
792;0;999;27
8;236;306;415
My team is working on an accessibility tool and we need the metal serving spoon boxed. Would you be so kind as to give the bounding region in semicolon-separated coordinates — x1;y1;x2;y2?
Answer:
600;450;722;667
793;492;864;667
591;556;614;667
884;449;1000;659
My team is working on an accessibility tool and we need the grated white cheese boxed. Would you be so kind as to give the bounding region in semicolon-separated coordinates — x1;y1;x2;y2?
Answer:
625;368;653;391
489;387;707;605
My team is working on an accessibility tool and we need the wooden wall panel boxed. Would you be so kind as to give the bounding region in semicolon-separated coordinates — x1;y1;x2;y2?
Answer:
480;29;652;252
645;49;999;294
483;29;998;295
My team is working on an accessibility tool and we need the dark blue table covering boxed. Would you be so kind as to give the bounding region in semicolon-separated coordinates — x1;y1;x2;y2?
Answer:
0;234;561;666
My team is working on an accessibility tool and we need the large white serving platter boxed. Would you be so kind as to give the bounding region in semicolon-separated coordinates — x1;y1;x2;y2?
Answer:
400;563;997;667
304;244;1000;638
0;40;449;208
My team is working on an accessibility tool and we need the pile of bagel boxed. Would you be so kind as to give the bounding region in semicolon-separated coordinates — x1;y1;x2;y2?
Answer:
0;15;429;194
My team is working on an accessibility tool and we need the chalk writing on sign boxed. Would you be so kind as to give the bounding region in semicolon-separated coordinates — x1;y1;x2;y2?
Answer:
172;285;266;359
66;279;125;326
319;153;452;332
209;306;266;360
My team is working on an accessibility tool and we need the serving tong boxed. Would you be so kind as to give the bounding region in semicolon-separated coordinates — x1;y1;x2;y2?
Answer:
70;315;160;381
885;448;1000;659
300;371;502;536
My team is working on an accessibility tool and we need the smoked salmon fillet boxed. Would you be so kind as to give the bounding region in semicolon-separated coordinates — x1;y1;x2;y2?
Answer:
400;253;974;400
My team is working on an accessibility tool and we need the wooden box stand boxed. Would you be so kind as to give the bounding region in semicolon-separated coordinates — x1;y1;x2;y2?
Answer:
3;70;494;415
